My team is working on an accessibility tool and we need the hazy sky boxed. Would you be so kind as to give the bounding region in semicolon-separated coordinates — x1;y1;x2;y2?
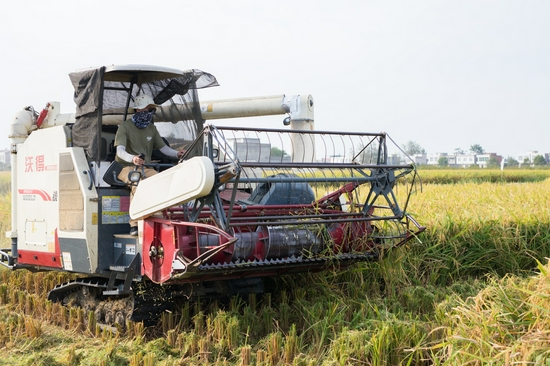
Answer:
2;1;549;157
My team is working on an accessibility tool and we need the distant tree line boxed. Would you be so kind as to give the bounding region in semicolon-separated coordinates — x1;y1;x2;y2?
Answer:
402;141;548;168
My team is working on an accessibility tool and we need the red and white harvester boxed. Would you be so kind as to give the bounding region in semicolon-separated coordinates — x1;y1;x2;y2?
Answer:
1;65;424;325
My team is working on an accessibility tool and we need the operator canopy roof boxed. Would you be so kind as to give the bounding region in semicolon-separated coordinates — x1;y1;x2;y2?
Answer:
70;65;219;161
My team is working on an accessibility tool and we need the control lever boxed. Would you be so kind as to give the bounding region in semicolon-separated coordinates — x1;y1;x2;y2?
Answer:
128;153;147;184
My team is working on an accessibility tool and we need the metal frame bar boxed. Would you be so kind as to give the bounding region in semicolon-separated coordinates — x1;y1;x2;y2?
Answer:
215;125;388;137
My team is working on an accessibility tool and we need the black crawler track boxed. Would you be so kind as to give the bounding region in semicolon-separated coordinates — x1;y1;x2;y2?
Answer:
47;277;168;326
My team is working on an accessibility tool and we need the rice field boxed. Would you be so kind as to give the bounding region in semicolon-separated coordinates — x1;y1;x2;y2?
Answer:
2;169;550;364
0;171;10;249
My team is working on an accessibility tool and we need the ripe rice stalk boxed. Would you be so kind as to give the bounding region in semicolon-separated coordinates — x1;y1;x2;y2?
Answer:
24;294;33;315
193;311;205;335
51;302;61;325
16;290;26;313
115;322;124;336
226;315;240;350
261;304;276;335
283;324;299;364
101;324;113;341
210;311;226;347
334;329;368;364
239;345;251;366
87;310;96;334
132;321;145;341
59;303;69;328
228;296;242;313
125;319;133;335
35;296;48;318
14;315;24;336
7;322;16;348
199;337;211;362
175;332;186;351
43;300;52;323
60;306;68;329
277;290;292;330
241;306;258;339
25;272;33;293
180;331;200;356
33;272;42;296
213;300;224;314
66;345;77;365
143;353;155;366
129;352;143;366
77;307;85;331
266;331;282;365
69;307;77;329
162;310;174;334
9;289;17;309
206;313;214;343
0;283;7;304
279;302;291;331
23;316;42;338
3;284;15;307
256;349;268;365
193;300;202;316
0;324;5;347
189;332;200;356
178;302;190;330
167;329;177;347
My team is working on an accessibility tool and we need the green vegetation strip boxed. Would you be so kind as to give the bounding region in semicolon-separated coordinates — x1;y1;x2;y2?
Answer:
417;168;550;184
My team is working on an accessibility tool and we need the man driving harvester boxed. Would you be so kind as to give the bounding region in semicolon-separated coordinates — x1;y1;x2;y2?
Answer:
115;94;184;235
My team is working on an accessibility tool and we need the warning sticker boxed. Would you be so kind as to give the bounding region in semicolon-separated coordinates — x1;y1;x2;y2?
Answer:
103;196;121;212
102;196;130;224
62;252;73;271
126;244;136;255
102;212;130;224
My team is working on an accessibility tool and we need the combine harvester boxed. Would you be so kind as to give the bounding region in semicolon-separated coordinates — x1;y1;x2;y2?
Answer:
1;65;424;325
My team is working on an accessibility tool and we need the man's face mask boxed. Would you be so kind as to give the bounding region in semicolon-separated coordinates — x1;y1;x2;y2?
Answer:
132;109;155;129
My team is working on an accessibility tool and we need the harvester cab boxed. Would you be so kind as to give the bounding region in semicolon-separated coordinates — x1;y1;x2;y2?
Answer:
1;65;425;326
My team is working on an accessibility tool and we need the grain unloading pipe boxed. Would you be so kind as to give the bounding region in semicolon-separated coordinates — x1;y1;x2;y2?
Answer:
12;94;316;162
200;94;315;162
